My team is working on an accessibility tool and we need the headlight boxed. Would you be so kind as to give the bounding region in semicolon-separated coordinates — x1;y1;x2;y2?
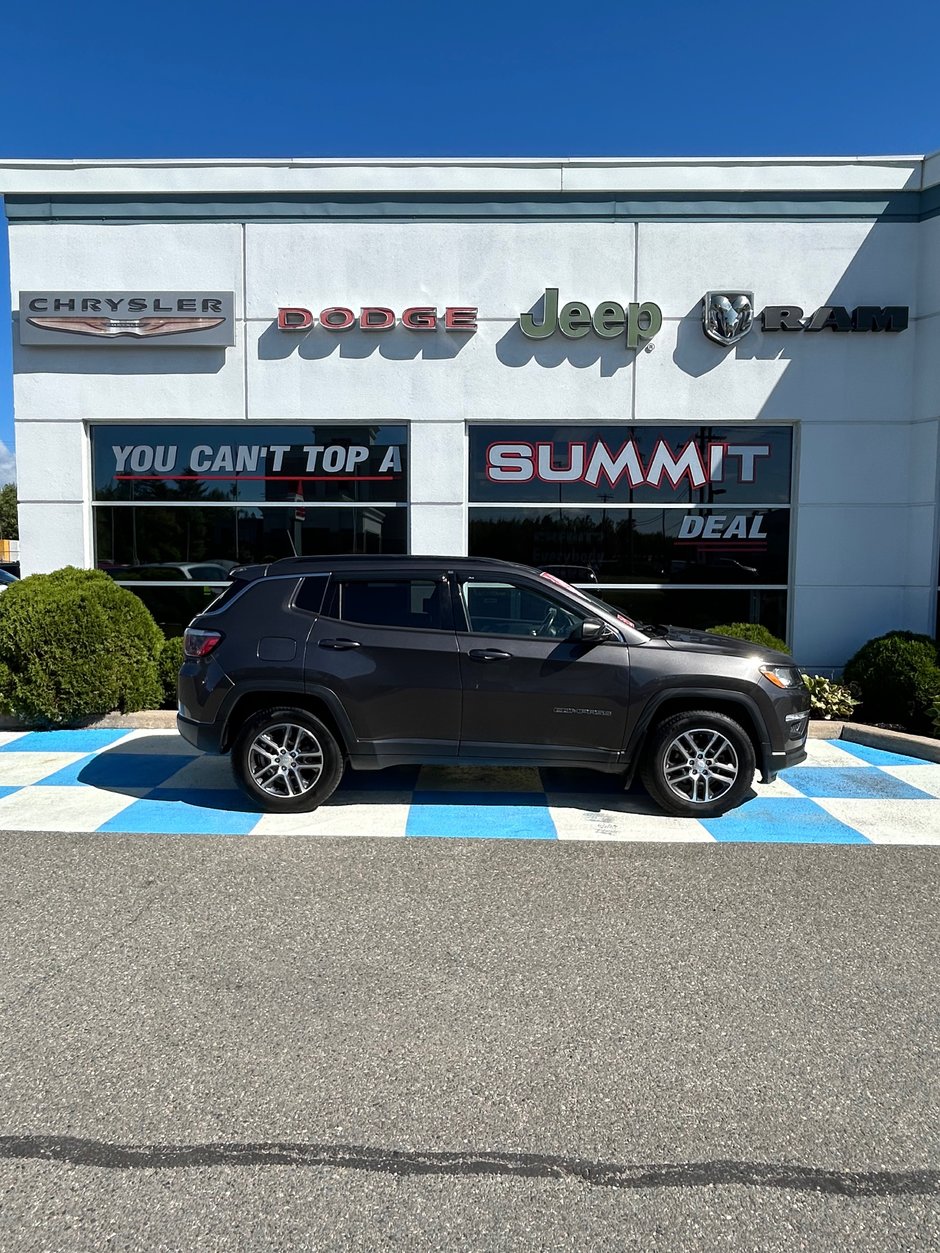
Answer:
760;665;803;690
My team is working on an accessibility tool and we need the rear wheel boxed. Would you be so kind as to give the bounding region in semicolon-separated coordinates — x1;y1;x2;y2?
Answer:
640;710;755;818
232;708;344;813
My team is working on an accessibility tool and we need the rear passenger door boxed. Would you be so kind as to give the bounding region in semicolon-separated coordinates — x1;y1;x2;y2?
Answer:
303;570;461;758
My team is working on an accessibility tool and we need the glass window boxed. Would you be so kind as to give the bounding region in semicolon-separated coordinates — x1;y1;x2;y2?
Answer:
95;505;407;569
294;575;329;616
324;579;446;631
469;424;792;506
459;580;585;639
92;423;407;504
468;507;789;584
468;422;793;640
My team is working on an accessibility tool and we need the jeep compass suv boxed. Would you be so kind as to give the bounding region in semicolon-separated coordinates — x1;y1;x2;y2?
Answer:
177;556;809;818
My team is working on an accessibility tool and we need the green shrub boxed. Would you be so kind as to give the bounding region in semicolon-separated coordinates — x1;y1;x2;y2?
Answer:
158;635;186;709
842;631;940;733
930;693;940;739
801;673;859;720
707;622;790;655
0;567;163;725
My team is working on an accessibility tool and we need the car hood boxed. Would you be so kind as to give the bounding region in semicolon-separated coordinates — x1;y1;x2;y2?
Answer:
649;624;793;666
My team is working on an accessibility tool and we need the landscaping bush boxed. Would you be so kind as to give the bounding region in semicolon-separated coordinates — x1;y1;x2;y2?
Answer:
801;673;859;720
158;635;186;709
707;622;790;655
842;631;940;734
0;567;163;725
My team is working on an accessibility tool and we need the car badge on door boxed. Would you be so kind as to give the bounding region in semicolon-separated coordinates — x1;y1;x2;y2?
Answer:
702;291;754;345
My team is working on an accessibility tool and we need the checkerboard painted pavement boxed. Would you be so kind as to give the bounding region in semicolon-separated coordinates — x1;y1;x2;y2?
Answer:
0;728;937;843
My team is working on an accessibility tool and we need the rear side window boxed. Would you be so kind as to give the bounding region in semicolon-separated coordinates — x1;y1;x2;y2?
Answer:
294;575;330;615
322;578;447;630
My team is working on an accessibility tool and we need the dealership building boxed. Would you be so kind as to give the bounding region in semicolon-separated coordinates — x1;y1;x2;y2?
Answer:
1;154;939;670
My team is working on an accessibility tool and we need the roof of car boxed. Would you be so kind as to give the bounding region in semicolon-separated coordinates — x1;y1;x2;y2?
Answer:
250;555;541;577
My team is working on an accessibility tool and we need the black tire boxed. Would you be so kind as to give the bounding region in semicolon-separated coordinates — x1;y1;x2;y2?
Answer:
231;707;345;813
640;709;756;818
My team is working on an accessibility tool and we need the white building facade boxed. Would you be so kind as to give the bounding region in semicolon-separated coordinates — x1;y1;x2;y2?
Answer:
1;155;939;671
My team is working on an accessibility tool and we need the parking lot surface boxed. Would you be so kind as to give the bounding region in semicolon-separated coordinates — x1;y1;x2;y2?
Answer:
0;729;937;842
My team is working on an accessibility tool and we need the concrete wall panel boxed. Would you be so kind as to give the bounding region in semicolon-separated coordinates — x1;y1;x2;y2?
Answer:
246;320;636;421
633;317;915;424
245;221;635;321
637;220;918;320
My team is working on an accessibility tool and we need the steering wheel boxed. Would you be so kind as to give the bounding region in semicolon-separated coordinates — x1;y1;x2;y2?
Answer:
536;607;561;638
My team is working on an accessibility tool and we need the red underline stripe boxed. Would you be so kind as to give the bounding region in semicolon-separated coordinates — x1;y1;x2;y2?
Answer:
114;474;399;481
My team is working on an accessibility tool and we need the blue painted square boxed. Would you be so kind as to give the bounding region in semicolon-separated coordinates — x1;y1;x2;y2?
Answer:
96;795;260;836
786;766;934;801
151;788;262;813
406;792;556;840
49;753;195;790
0;785;21;801
831;740;931;769
702;798;869;843
2;730;132;753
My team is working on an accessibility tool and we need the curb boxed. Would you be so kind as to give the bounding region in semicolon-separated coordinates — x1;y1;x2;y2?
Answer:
809;719;940;764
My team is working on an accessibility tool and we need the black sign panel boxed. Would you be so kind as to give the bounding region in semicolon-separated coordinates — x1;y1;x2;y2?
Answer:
92;424;408;504
469;425;792;506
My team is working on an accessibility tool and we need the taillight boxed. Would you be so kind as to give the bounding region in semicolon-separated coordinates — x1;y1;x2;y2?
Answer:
183;628;223;658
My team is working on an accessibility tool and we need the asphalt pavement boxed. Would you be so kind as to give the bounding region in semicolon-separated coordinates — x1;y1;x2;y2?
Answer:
0;834;937;1251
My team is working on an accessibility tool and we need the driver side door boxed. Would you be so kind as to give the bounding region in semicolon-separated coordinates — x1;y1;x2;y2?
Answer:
454;574;631;766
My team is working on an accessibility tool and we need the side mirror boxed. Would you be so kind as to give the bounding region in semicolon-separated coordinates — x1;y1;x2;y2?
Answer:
577;619;608;643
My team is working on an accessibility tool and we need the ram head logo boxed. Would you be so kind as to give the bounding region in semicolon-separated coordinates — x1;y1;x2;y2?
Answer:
702;291;754;346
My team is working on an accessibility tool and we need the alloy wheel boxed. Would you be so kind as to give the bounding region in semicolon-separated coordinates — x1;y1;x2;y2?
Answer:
661;726;739;806
247;721;325;799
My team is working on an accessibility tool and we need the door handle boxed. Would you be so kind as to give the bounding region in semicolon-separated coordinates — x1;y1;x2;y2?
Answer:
319;638;361;650
468;648;512;661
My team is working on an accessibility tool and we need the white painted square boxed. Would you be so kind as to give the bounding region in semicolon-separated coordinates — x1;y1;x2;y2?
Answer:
750;774;805;798
252;794;411;838
0;733;27;747
0;752;89;785
0;784;138;832
879;765;940;799
548;794;712;842
105;730;198;754
814;798;940;844
801;740;871;767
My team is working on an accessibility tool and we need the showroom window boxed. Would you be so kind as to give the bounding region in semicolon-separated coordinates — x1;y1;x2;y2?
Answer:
468;424;793;639
92;424;408;634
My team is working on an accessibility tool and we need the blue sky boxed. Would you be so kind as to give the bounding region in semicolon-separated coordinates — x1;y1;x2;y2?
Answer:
1;0;939;482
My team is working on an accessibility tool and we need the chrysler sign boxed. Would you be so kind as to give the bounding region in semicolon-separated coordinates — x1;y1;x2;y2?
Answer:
19;292;236;347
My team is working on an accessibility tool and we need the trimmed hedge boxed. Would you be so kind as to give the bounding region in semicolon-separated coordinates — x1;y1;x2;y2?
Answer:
0;567;163;725
842;631;940;734
707;622;790;655
158;635;186;709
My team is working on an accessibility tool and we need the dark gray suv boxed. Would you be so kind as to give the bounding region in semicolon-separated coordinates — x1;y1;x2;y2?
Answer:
177;556;809;818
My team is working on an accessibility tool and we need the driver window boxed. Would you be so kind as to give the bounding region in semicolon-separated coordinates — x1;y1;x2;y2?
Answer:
460;580;584;639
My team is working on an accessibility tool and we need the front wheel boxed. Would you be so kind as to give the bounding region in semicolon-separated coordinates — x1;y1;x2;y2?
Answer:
640;710;756;818
231;708;344;813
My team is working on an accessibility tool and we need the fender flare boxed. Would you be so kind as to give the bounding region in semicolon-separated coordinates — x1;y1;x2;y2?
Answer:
623;687;772;785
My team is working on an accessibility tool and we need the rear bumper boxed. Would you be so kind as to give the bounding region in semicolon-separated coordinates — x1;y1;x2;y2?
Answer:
177;713;224;754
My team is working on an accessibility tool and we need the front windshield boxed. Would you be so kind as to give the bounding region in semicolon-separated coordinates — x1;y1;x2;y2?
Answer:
538;571;636;628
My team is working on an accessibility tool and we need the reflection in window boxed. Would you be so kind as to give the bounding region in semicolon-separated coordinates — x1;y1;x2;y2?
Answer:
95;506;407;569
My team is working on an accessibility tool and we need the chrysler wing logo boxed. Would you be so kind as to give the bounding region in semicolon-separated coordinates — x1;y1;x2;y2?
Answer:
26;315;226;340
703;291;754;346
